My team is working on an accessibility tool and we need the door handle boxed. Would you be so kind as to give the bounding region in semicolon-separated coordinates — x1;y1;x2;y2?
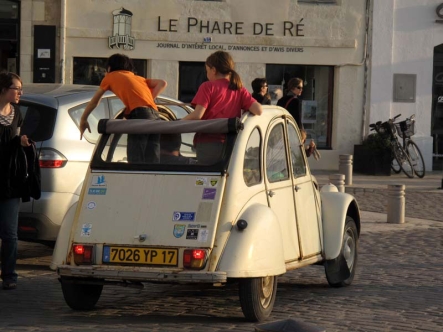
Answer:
294;185;301;192
268;190;276;197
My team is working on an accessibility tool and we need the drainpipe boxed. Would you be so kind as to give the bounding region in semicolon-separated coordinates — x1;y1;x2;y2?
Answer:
60;0;67;83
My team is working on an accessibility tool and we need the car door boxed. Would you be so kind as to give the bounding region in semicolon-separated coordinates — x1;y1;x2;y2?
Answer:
264;119;301;262
287;121;322;259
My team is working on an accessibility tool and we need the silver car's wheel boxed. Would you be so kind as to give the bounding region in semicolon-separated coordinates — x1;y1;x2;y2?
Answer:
61;278;103;310
239;276;277;322
327;216;359;287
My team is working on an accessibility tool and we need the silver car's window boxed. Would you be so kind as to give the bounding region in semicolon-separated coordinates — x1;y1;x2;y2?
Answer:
266;123;289;182
287;123;307;178
243;128;262;186
69;99;107;143
108;98;125;118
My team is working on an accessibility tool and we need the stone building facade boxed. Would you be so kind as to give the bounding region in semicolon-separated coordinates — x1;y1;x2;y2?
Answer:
2;0;373;170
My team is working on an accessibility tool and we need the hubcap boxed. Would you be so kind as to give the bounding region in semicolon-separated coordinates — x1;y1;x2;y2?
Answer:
343;229;355;269
260;276;274;308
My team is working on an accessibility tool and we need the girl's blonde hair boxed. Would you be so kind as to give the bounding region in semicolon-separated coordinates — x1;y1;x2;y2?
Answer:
206;51;242;90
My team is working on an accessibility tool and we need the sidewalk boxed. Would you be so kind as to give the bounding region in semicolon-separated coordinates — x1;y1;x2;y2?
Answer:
312;170;443;222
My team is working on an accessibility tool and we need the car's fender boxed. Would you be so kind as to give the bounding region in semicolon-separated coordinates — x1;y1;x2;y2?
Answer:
50;202;78;270
321;191;360;260
217;204;286;278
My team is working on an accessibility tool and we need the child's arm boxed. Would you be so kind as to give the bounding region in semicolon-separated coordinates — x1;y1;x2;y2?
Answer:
147;79;167;99
80;88;106;140
182;105;206;120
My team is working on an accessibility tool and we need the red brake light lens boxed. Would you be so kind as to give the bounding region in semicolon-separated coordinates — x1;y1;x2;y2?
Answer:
72;244;93;265
183;249;207;270
39;148;67;168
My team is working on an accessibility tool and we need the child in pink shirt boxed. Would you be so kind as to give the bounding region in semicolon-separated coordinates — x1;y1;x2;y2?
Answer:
183;51;262;163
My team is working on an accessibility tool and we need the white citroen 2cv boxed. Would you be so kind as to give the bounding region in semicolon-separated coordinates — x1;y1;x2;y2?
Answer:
51;107;360;322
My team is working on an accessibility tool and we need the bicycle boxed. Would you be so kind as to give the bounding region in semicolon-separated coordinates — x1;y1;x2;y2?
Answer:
369;114;415;178
390;114;425;178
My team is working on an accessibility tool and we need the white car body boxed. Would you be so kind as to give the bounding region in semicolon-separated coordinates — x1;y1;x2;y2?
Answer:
52;106;360;322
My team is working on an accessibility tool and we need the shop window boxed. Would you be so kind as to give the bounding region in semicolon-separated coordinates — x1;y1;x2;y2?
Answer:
266;64;333;149
73;57;147;86
179;61;207;103
298;0;337;4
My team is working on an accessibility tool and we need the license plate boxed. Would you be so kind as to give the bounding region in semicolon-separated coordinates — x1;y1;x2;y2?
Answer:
103;246;178;266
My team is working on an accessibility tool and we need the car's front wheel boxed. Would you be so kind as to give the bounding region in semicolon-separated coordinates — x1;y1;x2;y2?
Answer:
238;276;277;322
61;278;103;310
326;216;359;287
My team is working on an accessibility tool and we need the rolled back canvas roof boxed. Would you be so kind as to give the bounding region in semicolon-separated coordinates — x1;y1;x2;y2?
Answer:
98;118;243;135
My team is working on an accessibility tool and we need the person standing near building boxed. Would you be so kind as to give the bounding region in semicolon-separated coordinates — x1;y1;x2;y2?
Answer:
251;78;271;105
79;53;167;163
0;72;30;290
182;50;262;163
277;77;304;129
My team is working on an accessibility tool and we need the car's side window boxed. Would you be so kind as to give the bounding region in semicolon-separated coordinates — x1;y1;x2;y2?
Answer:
287;123;307;178
243;128;262;186
266;123;289;182
108;97;125;118
69;99;108;143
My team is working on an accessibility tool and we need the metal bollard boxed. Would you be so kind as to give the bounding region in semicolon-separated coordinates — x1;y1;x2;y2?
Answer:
329;174;345;193
339;154;353;185
387;184;405;224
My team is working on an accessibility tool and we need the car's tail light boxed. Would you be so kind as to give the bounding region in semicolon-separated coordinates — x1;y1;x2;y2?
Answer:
39;148;67;168
183;249;207;270
73;244;94;265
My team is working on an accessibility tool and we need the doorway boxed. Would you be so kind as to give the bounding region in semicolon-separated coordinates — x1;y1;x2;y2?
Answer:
432;44;443;170
0;0;20;73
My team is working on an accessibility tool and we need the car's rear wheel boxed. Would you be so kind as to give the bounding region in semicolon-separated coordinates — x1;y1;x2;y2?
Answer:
238;276;277;322
61;278;103;310
326;216;359;287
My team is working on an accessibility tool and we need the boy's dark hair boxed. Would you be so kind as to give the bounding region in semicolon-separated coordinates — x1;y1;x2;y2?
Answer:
160;134;182;153
106;53;134;72
251;78;267;94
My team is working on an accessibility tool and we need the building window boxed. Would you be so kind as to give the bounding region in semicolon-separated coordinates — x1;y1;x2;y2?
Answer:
178;62;207;103
266;64;334;149
73;57;147;85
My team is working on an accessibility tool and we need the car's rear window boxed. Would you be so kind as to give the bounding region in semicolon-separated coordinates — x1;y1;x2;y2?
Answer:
19;102;57;142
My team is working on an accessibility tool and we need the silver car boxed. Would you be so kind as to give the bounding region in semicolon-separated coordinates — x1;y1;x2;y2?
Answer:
18;84;192;244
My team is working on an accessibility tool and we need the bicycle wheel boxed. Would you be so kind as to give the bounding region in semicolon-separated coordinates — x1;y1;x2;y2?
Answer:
406;140;425;178
391;158;401;174
391;140;414;178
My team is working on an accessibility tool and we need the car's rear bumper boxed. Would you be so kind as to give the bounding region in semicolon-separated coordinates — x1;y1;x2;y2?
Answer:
57;265;228;283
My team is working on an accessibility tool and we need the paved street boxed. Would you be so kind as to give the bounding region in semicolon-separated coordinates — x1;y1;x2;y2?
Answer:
1;172;443;331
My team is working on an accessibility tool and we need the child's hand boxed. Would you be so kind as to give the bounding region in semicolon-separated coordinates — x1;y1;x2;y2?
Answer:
80;119;91;140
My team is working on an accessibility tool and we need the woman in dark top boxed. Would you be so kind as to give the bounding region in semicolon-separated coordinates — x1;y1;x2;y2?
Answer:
251;78;271;105
0;72;30;290
277;77;304;129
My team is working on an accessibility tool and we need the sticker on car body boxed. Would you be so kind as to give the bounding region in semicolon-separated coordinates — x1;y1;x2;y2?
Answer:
87;201;96;210
186;229;199;240
202;188;216;200
195;177;207;186
88;188;107;195
81;223;92;237
209;179;218;186
173;224;186;238
172;212;196;221
198;229;209;242
91;175;106;186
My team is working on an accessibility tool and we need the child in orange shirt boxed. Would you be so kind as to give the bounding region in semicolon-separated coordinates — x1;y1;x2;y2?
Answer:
80;53;167;163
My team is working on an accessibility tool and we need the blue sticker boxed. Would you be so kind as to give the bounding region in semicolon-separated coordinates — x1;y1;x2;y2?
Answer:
103;246;110;262
91;175;106;186
88;188;107;195
173;212;196;221
173;224;186;238
202;188;216;200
